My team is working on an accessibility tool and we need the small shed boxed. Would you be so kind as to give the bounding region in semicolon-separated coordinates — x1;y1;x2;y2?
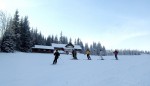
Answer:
32;45;54;53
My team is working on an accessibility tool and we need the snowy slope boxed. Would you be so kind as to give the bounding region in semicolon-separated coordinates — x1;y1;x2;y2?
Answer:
0;52;150;86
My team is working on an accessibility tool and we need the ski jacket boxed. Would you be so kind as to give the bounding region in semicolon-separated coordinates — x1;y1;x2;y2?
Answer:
86;50;90;55
113;50;118;55
54;51;60;57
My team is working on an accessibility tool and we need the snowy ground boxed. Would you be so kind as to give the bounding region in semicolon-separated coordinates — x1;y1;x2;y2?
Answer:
0;52;150;86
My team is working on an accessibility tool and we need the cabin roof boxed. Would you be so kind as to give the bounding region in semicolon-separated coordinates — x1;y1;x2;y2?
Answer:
32;45;54;49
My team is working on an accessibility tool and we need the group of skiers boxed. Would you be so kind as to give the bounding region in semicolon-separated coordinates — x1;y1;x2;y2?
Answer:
53;49;119;64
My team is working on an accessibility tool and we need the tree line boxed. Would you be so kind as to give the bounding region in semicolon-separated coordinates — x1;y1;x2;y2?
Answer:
0;10;150;55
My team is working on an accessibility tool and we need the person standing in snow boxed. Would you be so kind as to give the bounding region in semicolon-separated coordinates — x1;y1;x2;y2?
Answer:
72;49;75;58
100;49;104;60
86;49;91;60
72;49;78;60
53;49;60;64
113;50;119;60
74;50;77;59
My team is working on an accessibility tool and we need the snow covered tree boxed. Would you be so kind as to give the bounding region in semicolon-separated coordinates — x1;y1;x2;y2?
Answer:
63;37;68;44
1;19;15;52
76;38;80;45
12;10;21;50
46;35;51;46
19;17;32;52
102;46;107;56
0;11;10;52
69;38;72;43
80;41;84;53
59;31;63;44
96;42;102;55
54;35;58;43
90;45;93;55
92;42;97;55
74;39;77;45
0;11;6;39
51;35;54;43
30;28;37;46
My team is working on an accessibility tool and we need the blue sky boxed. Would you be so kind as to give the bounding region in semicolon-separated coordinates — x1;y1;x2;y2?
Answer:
1;0;150;51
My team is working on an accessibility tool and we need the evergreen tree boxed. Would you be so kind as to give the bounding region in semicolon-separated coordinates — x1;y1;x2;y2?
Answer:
92;42;97;55
30;28;38;45
69;38;72;43
12;10;21;50
65;37;68;44
19;16;32;52
79;39;84;53
102;46;107;56
59;31;63;44
1;19;15;52
74;39;77;45
46;35;51;46
76;38;80;45
54;35;58;43
51;35;54;43
97;42;102;55
90;45;93;55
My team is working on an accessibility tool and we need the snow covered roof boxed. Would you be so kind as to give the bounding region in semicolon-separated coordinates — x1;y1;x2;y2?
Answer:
51;43;82;50
32;45;54;49
51;43;66;48
74;45;82;49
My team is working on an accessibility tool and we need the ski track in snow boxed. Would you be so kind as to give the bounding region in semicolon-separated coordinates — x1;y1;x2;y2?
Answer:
0;52;150;86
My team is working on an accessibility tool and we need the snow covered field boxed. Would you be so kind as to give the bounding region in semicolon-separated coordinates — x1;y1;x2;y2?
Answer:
0;52;150;86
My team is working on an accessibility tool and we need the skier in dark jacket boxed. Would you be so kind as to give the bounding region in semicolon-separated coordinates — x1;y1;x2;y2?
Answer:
72;49;78;60
113;50;119;60
53;49;60;64
72;49;75;58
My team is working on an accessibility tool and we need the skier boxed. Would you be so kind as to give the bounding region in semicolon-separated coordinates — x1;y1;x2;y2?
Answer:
72;49;77;60
86;49;91;60
100;49;104;60
72;49;75;58
113;50;119;60
53;49;60;64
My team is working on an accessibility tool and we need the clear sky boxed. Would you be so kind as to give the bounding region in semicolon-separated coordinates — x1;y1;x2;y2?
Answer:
1;0;150;51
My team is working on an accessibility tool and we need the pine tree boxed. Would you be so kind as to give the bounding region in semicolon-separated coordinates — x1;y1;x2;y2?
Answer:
1;19;15;52
102;46;107;56
12;10;21;50
51;35;54;43
19;16;32;52
64;37;68;44
97;42;102;55
54;35;58;43
74;39;77;45
59;31;63;44
0;11;10;52
77;38;80;45
30;28;38;45
69;38;72;43
79;39;84;53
